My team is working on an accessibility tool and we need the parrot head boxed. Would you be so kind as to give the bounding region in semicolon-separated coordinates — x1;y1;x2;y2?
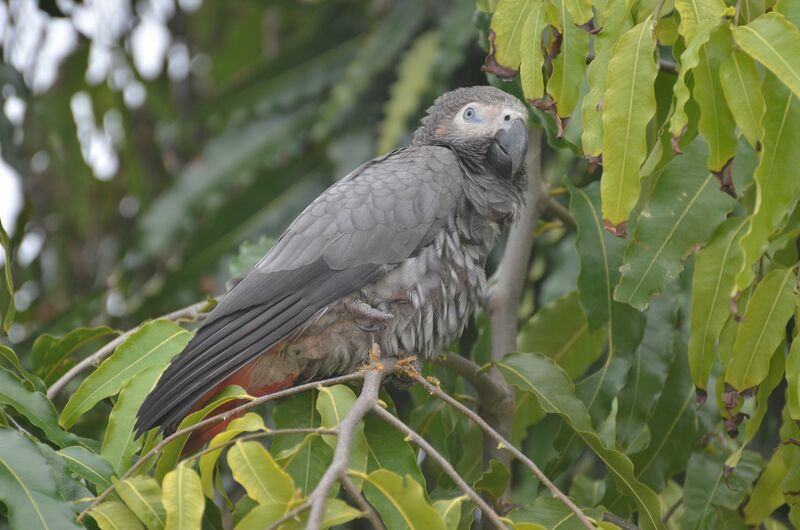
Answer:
412;86;529;183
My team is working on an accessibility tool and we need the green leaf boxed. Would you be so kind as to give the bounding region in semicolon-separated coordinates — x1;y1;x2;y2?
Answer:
547;0;589;117
102;365;163;474
518;291;606;379
788;324;800;420
358;469;446;530
600;16;658;230
0;428;82;530
499;353;664;530
0;218;15;335
433;496;467;529
89;501;145;530
688;217;749;392
735;73;800;291
563;0;593;25
228;236;273;279
581;0;634;157
0;367;79;447
228;440;294;505
114;475;166;530
725;267;796;391
744;445;789;525
199;413;266;499
674;0;729;40
489;0;537;71
316;385;368;484
667;21;716;143
31;326;117;385
59;445;115;491
776;0;800;29
162;464;205;530
694;25;738;171
364;412;425;486
732;12;800;101
509;497;601;530
377;31;439;153
474;459;510;499
720;50;765;149
234;499;361;530
615;138;736;310
60;320;191;428
520;0;549;102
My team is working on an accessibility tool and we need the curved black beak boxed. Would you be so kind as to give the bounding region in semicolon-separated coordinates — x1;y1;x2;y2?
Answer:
487;118;528;179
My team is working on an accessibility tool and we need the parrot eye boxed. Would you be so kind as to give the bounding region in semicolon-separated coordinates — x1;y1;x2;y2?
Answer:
463;107;477;122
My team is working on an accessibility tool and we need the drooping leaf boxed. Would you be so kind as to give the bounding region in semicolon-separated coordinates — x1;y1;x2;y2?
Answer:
488;0;537;71
30;326;117;385
0;428;82;530
228;440;295;505
725;267;796;391
731;12;800;101
600;16;658;230
674;0;729;40
788;323;800;420
59;445;115;491
615;138;736;310
0;367;79;447
102;364;163;474
499;353;664;530
357;469;446;530
114;475;166;530
89;501;145;530
720;50;765;149
687;217;749;392
433;496;467;529
199;413;266;499
316;384;368;484
520;0;549;102
547;0;589;117
518;291;606;379
162;463;205;530
564;0;593;25
581;0;634;157
60;320;191;428
0;218;14;335
735;73;800;291
744;445;789;525
694;26;738;171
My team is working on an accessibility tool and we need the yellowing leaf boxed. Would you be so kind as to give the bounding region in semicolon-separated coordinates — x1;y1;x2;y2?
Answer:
520;1;549;102
316;385;368;486
735;74;800;291
489;0;537;71
113;475;166;530
667;21;715;142
725;267;796;391
732;12;800;101
600;17;658;230
547;0;589;117
199;413;266;499
60;320;191;428
89;501;144;530
674;0;728;40
433;496;467;529
720;50;766;148
228;440;294;505
162;464;205;530
358;469;446;530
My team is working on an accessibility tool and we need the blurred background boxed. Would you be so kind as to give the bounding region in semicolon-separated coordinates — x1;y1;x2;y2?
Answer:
0;0;537;346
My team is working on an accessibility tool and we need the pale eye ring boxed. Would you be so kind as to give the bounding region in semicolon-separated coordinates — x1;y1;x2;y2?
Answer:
463;107;477;121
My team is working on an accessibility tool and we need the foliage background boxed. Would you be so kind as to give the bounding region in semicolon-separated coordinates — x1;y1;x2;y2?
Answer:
1;0;800;529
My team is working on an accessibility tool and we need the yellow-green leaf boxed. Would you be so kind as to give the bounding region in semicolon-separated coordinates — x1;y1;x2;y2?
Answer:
433;495;467;529
162;464;205;530
688;217;749;391
358;469;446;530
316;384;368;485
564;0;593;25
581;0;634;157
775;0;800;29
60;320;191;428
720;50;765;148
674;0;729;40
725;267;796;392
114;475;166;530
744;445;789;525
732;12;800;101
199;413;266;499
547;0;589;117
787;322;800;420
228;440;294;505
600;17;658;230
520;0;548;102
735;73;800;291
667;21;715;142
89;501;144;530
490;0;537;70
234;498;361;530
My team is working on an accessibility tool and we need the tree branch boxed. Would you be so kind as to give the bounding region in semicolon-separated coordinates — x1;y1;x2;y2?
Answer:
408;369;595;530
306;349;392;530
371;404;506;530
48;299;213;399
76;370;365;521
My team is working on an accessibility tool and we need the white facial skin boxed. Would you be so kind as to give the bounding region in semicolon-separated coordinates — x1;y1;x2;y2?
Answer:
451;101;528;136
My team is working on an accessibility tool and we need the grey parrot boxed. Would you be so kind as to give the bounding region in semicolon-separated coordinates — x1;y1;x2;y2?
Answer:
135;86;529;448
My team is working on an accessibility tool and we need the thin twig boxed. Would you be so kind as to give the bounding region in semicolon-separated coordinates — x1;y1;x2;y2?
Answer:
306;351;392;530
603;512;641;530
546;198;577;230
371;404;506;530
409;370;595;530
181;428;338;463
77;371;365;521
341;474;385;530
48;300;213;399
266;502;311;530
